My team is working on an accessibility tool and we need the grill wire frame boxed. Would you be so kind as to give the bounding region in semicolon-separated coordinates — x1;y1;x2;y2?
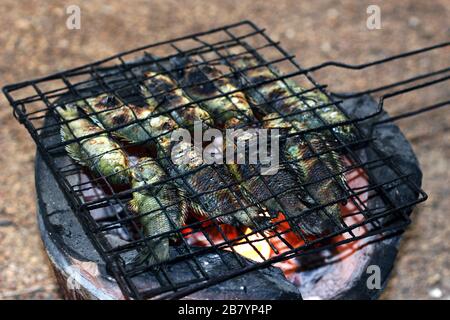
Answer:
3;20;447;300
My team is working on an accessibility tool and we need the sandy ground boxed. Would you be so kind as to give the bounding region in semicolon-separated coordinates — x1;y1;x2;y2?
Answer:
0;0;448;299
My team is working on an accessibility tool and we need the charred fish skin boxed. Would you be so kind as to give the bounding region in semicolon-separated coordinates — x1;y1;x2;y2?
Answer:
228;57;348;235
129;157;188;266
80;94;177;147
56;104;130;185
168;128;271;229
140;71;213;129
228;55;356;141
179;59;255;129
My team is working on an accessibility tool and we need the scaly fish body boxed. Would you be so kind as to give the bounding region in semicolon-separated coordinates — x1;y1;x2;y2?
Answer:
229;56;348;235
141;71;213;128
129;157;188;266
56;104;129;185
284;121;346;234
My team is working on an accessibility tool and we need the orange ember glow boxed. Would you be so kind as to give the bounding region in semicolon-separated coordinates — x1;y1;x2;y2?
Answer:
183;157;370;282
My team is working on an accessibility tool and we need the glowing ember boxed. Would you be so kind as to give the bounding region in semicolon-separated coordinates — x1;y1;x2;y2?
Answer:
226;227;272;262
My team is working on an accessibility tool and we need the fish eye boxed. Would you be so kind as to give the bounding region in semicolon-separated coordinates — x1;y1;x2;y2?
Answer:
102;95;116;107
113;166;122;174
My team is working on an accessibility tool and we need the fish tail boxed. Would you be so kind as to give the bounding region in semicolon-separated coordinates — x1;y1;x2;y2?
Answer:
132;237;170;268
139;84;150;100
56;104;79;121
129;197;172;267
57;104;85;163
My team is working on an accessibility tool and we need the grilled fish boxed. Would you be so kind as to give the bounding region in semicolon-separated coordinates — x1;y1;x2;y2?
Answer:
228;55;355;140
228;56;349;235
82;93;270;229
141;71;213;129
56;104;129;185
129;157;188;266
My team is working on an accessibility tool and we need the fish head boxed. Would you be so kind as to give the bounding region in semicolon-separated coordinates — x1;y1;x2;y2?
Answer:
98;151;130;185
184;66;217;99
271;178;344;237
132;157;165;184
291;180;346;237
85;94;120;112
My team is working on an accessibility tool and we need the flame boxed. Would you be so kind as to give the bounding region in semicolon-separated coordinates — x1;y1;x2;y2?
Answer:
184;213;307;269
224;227;272;262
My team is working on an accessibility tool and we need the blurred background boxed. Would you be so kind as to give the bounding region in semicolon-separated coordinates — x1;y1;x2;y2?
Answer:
0;0;448;299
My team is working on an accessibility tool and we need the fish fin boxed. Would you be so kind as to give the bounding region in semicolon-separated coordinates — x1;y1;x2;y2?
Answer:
65;143;84;164
55;104;78;121
131;238;170;269
112;131;134;143
60;124;86;165
139;85;160;112
187;199;210;220
139;85;154;105
82;109;105;130
139;84;150;97
128;198;139;213
175;186;193;225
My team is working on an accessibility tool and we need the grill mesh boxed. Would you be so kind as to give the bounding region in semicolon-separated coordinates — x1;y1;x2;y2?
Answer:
3;21;441;299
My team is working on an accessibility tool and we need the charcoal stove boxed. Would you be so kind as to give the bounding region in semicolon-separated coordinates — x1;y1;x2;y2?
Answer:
35;93;420;300
3;21;448;300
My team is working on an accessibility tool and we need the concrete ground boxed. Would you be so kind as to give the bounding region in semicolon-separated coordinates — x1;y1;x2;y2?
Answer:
0;0;448;299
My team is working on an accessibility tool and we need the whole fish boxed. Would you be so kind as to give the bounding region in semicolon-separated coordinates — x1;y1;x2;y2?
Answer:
228;56;349;235
80;94;176;149
56;104;129;185
129;157;188;266
81;93;270;229
140;71;213;129
228;55;355;140
178;59;342;235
